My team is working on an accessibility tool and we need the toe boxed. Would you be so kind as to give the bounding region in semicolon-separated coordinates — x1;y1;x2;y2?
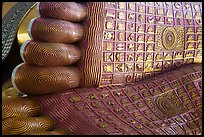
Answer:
2;116;53;135
21;40;81;66
38;2;87;22
28;17;84;43
2;97;40;120
12;63;81;95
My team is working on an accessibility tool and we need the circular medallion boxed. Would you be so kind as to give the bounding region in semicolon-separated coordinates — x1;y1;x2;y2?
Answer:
162;27;178;50
155;95;177;117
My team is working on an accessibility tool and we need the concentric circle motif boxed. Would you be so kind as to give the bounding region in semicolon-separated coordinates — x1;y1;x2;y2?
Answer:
155;95;177;117
162;27;178;50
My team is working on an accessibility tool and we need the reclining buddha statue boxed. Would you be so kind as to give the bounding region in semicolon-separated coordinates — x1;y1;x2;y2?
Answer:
2;2;202;135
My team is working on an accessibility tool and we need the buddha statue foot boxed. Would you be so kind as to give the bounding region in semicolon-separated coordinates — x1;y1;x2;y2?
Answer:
3;63;202;135
11;2;202;95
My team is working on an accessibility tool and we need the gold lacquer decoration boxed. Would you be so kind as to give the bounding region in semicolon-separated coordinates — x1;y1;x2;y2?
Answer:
138;15;143;23
147;36;154;43
147;44;153;51
195;12;201;19
174;52;183;59
184;3;190;10
128;43;134;50
148;7;154;14
147;16;154;23
137;44;144;51
104;64;113;73
145;54;153;61
186;28;194;34
194;50;202;63
176;11;182;18
156;26;184;51
106;21;113;29
147;27;154;34
107;2;115;7
128;34;134;41
187;35;195;42
118;32;123;41
106;11;115;19
118;2;125;9
127;54;134;61
137;35;144;43
155;54;163;61
69;96;82;103
103;53;113;62
128;13;135;19
162;27;178;50
116;44;124;51
118;23;125;30
167;10;173;17
164;53;172;60
197;35;202;41
128;3;135;11
104;32;114;40
144;62;153;72
157;8;163;15
138;25;144;33
156;17;164;24
197;43;202;49
138;6;145;13
106;42;113;51
186;43;195;50
128;23;134;30
167;18;173;24
116;64;124;72
136;54;143;62
194;4;200;11
118;12;125;20
156;2;162;6
185;12;192;19
185;51;194;59
197;27;202;34
116;52;122;61
165;2;171;7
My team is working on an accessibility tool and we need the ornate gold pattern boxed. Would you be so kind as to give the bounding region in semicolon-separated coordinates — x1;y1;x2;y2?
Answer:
100;2;202;86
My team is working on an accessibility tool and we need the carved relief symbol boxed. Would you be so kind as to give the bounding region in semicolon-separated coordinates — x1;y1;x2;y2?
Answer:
118;23;125;30
116;52;122;61
194;4;200;11
116;64;124;72
104;32;114;40
157;8;163;15
106;11;115;19
106;42;113;51
128;23;134;30
147;16;154;23
118;32;123;41
138;15;143;23
128;43;134;50
118;12;125;20
128;13;135;20
106;21;113;29
104;64;113;72
118;2;125;9
128;34;134;41
128;3;135;11
184;3;190;10
103;53;113;62
138;6;145;13
148;7;154;14
116;44;124;51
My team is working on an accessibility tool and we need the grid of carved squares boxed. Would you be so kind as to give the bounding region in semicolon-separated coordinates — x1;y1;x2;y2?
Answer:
100;2;202;85
67;71;202;134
